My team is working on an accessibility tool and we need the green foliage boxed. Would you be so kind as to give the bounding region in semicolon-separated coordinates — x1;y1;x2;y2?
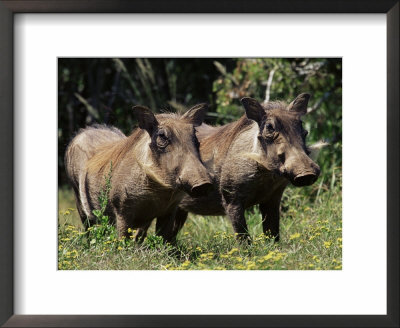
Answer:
144;235;167;250
88;162;116;244
58;163;117;269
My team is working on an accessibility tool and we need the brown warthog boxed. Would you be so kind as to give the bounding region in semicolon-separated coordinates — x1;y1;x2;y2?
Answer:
152;93;322;242
65;103;212;240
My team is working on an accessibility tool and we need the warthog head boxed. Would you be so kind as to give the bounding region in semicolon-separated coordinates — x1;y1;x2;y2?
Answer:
133;103;213;197
241;94;320;187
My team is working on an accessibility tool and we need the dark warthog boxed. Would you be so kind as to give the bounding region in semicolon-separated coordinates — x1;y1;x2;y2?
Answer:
65;104;212;240
152;94;323;242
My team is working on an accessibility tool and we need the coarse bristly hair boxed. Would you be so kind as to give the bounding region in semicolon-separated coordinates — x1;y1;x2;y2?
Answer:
86;128;144;175
200;101;292;160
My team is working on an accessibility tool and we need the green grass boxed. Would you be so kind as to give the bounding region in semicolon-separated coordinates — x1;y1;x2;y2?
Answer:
58;171;342;270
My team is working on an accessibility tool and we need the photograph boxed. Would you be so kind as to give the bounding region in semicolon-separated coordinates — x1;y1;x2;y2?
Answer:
1;0;397;325
58;57;342;270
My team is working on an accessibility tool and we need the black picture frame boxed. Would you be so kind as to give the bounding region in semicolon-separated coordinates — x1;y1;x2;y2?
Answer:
0;1;398;327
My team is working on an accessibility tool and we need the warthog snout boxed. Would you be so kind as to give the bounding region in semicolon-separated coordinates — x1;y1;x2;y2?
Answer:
178;178;213;197
190;182;213;197
292;172;318;186
291;161;320;186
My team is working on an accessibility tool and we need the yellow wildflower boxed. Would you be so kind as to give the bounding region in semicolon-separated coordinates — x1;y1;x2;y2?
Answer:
182;260;191;267
274;252;285;261
312;255;320;263
234;264;245;270
227;248;239;255
289;233;300;240
263;251;275;260
246;261;256;269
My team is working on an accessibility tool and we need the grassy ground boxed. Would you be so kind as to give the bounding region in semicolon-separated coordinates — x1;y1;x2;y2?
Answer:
58;170;342;270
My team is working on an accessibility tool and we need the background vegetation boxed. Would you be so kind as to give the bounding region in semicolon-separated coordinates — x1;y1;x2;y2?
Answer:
58;58;342;270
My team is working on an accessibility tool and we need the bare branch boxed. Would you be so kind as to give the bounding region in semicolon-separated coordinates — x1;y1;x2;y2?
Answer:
213;60;227;76
264;68;276;103
213;61;239;85
74;93;100;120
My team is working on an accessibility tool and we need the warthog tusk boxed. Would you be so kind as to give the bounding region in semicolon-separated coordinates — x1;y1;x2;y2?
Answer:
308;141;329;161
242;152;267;167
136;160;171;188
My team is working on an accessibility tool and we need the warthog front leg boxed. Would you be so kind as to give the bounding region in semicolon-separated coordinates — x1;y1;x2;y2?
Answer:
259;193;283;241
135;222;151;243
171;207;189;239
116;214;134;239
134;207;185;244
156;207;189;244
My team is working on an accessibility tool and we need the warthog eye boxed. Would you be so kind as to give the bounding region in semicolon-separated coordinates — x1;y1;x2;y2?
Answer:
156;130;169;149
266;123;274;132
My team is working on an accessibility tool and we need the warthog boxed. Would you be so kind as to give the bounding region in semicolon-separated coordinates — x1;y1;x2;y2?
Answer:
65;103;212;240
151;93;323;242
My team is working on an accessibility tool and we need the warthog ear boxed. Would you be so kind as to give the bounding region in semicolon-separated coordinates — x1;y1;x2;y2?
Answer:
132;105;159;136
287;93;311;115
241;97;266;125
182;103;208;127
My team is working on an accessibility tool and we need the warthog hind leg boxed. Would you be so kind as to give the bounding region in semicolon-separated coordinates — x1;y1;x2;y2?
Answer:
224;202;251;242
